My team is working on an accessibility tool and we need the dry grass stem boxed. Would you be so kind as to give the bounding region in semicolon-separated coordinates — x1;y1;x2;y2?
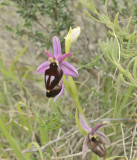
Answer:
129;123;137;160
120;123;128;160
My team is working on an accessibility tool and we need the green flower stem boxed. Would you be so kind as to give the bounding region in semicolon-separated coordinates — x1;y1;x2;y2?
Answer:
74;97;85;115
64;30;88;135
75;108;87;137
63;76;85;115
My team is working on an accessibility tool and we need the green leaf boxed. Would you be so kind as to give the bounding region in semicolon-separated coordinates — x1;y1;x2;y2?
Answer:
75;109;87;136
79;0;90;9
105;0;108;17
9;45;28;72
27;142;44;160
32;142;44;160
126;57;136;73
126;16;132;32
88;0;97;13
17;102;30;131
133;58;137;79
5;25;14;32
114;12;121;31
0;117;26;160
85;11;101;23
0;65;33;100
120;74;135;86
20;67;33;91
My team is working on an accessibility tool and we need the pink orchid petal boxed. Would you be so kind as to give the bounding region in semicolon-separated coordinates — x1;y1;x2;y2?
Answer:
53;36;61;58
45;50;53;57
79;113;91;133
54;82;64;102
57;53;72;63
37;61;49;74
96;131;111;145
92;124;104;133
82;136;89;159
59;61;78;77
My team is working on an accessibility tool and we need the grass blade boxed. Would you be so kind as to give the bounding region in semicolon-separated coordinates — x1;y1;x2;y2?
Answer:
0;116;26;160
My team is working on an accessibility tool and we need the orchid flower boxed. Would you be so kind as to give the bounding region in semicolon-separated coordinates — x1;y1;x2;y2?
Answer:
37;36;78;101
79;113;110;159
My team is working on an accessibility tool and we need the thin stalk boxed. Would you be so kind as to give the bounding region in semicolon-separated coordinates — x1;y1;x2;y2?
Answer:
0;117;26;160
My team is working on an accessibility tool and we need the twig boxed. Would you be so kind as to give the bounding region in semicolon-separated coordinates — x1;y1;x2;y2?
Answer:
57;133;76;149
22;117;136;153
57;107;67;120
120;123;128;160
51;151;83;159
92;108;113;123
21;30;46;44
36;19;50;33
51;149;92;159
129;123;137;160
132;151;137;160
111;134;131;146
91;117;137;123
22;127;76;153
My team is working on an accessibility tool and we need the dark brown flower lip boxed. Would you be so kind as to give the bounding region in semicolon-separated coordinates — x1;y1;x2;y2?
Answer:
45;62;63;91
87;133;107;158
46;85;62;98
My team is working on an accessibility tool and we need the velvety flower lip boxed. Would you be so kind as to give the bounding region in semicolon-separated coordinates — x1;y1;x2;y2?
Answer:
37;36;78;78
79;114;110;159
54;81;64;102
37;36;78;101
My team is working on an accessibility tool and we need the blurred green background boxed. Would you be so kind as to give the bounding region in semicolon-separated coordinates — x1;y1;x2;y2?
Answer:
0;0;136;159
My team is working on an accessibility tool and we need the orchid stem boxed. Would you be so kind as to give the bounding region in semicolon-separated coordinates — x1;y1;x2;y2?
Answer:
74;97;85;116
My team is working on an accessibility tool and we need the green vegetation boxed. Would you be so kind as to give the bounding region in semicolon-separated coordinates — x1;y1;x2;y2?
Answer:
0;0;136;159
